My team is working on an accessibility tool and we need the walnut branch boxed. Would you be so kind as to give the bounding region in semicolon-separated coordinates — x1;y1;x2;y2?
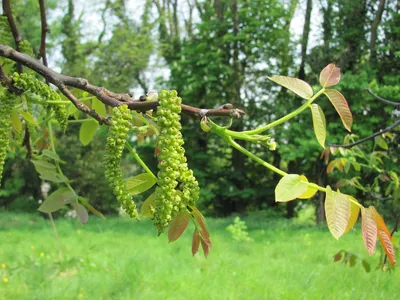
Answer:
38;0;49;68
2;0;22;73
330;89;399;149
0;45;245;120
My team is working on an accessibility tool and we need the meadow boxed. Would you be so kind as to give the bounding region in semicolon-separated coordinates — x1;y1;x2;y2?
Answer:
1;211;399;300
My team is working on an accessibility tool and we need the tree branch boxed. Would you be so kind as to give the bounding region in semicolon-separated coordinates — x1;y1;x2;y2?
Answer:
365;88;400;106
0;45;245;120
2;0;22;73
329;119;400;149
38;0;49;68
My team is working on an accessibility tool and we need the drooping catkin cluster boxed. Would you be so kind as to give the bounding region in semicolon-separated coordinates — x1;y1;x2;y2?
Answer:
19;40;35;57
0;16;12;46
153;90;200;233
104;105;138;218
12;73;68;131
0;91;17;185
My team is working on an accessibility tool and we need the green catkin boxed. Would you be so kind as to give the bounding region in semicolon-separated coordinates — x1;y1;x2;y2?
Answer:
12;72;68;132
104;105;138;218
19;40;35;57
0;16;12;46
153;90;200;233
0;90;17;185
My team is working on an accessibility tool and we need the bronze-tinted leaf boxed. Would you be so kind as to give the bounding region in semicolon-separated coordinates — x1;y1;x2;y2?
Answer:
324;89;353;132
333;250;343;262
168;210;190;243
361;206;377;255
192;230;201;256
319;64;341;88
200;237;210;258
191;207;210;238
371;207;396;265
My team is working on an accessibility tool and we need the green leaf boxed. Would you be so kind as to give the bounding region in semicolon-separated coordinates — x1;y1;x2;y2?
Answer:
38;187;77;213
71;201;89;224
92;98;107;117
39;170;69;183
68;103;78;116
141;192;156;217
375;136;388;150
168;210;190;242
324;89;353;132
78;197;105;219
319;64;341;88
298;175;318;199
310;104;326;148
325;186;351;239
31;159;57;173
126;173;156;195
10;108;22;133
19;110;38;126
267;76;313;99
42;150;65;163
362;260;371;273
275;174;309;202
79;120;99;146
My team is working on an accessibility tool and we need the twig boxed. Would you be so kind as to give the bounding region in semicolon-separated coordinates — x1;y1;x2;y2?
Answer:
2;0;22;73
329;119;400;149
0;45;245;119
366;88;400;106
38;0;49;68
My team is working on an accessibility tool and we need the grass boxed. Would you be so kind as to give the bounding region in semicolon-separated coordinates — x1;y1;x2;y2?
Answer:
1;211;399;300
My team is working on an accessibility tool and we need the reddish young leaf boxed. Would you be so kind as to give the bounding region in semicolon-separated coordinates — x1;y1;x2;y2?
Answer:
324;89;353;132
191;207;210;238
361;206;378;255
71;201;89;224
371;207;396;265
319;64;341;88
154;140;161;157
192;230;201;256
168;210;190;243
200;236;210;258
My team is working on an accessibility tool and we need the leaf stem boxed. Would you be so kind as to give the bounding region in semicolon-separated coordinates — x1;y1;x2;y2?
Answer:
226;135;287;177
239;88;325;135
125;141;157;181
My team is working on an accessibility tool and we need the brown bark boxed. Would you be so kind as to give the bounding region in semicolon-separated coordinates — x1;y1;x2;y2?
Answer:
298;0;312;80
370;0;386;68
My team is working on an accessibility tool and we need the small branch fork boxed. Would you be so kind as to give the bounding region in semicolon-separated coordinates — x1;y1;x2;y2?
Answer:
330;89;400;149
0;45;245;123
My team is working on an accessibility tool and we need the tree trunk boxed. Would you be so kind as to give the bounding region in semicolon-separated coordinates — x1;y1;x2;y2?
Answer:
298;0;312;80
370;0;386;68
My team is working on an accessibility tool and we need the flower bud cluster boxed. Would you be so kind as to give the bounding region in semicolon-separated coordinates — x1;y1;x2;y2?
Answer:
19;40;35;57
12;73;68;132
0;91;16;185
104;105;138;218
153;90;199;233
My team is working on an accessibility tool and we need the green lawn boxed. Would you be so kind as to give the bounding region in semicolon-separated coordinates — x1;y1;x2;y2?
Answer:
1;211;399;300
